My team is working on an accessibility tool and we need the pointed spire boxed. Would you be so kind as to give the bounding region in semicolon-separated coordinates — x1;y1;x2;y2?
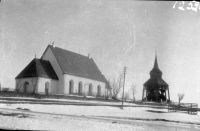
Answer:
154;48;159;68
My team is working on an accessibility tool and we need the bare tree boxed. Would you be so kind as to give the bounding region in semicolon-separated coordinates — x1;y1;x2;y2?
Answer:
109;73;123;99
106;79;112;99
130;83;137;102
178;93;185;105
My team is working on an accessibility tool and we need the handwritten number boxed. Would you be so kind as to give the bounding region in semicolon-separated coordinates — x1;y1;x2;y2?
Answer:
187;1;199;12
194;1;199;12
187;1;193;10
199;2;200;10
173;1;177;9
178;1;185;11
194;1;200;12
174;1;200;12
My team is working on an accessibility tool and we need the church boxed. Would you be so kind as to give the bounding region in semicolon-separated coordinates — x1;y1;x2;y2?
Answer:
15;44;108;97
142;53;170;103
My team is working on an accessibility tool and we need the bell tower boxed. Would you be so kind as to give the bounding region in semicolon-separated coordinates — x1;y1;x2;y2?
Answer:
142;52;170;103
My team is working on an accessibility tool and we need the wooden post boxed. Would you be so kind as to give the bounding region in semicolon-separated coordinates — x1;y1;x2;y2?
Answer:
167;86;170;102
142;86;144;101
146;86;148;101
156;86;158;102
121;67;127;109
165;88;167;103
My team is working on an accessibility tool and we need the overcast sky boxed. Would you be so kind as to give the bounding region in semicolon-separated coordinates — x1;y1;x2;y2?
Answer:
0;0;200;104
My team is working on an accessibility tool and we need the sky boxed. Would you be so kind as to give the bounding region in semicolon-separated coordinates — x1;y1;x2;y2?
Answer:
0;0;200;104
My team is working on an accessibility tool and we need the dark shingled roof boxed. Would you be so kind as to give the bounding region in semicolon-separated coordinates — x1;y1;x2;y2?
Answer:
43;45;107;82
144;54;168;86
144;78;168;86
16;58;59;80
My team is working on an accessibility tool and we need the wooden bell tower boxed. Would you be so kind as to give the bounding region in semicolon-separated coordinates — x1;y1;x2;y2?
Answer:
142;52;170;103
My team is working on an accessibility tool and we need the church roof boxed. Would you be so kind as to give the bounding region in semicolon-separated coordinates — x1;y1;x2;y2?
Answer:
144;78;168;86
144;53;168;86
15;58;59;80
42;45;107;83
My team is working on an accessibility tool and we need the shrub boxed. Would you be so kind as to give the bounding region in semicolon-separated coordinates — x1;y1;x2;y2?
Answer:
112;96;117;100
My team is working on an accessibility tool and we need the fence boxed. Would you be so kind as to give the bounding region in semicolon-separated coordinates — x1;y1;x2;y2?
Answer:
168;102;198;115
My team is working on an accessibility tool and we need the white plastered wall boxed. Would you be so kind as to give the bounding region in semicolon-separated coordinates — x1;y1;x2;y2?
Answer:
15;77;38;93
16;77;58;94
37;77;57;94
41;47;64;94
50;79;58;95
64;74;106;97
37;77;50;94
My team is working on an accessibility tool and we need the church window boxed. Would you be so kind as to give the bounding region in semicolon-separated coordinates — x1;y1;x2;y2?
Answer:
97;85;101;96
69;80;74;94
89;83;93;96
78;82;83;95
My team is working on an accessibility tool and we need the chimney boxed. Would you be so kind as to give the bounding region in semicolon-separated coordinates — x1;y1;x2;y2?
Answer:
52;42;55;47
88;54;91;59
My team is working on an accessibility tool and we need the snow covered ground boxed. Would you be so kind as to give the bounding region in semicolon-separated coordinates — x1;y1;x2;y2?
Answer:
0;96;168;107
1;108;198;131
0;98;199;130
0;103;199;123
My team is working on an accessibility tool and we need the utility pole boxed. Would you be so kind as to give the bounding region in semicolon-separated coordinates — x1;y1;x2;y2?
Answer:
122;66;127;109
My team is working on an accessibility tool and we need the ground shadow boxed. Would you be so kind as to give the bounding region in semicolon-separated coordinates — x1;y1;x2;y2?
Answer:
0;111;30;118
169;110;198;115
16;107;30;111
146;110;166;113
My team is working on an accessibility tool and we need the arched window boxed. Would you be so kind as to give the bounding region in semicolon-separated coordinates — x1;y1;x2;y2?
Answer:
89;83;93;96
23;82;29;93
45;82;50;95
78;82;83;95
69;80;74;94
97;85;101;96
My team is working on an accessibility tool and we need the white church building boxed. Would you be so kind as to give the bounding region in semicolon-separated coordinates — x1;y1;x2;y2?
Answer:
15;45;108;97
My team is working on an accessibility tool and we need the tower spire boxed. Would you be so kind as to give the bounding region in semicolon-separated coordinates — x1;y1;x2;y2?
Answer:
149;50;162;78
154;49;158;68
